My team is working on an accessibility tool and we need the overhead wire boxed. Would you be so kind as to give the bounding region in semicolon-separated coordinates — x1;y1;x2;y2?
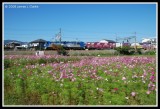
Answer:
4;28;156;42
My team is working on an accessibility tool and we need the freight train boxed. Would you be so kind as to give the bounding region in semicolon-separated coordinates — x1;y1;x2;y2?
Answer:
43;39;156;50
44;40;130;50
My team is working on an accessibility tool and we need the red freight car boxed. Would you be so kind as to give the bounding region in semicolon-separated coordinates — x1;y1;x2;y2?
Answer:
86;40;116;50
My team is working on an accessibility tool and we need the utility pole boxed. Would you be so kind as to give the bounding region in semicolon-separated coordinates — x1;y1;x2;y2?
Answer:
114;33;117;49
59;28;61;42
76;38;78;45
134;32;137;52
115;33;117;42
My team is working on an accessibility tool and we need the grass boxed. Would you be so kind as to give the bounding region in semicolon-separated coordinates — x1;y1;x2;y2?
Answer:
4;49;156;57
4;50;118;56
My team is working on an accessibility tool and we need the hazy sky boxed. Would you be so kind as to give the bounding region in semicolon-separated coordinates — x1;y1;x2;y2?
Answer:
3;2;157;43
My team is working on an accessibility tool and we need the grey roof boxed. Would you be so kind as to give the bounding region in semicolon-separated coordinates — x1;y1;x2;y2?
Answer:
30;39;47;43
7;41;21;44
102;39;116;43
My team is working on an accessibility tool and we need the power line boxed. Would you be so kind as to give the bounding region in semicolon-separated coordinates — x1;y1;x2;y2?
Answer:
4;27;155;36
5;28;154;35
4;28;59;32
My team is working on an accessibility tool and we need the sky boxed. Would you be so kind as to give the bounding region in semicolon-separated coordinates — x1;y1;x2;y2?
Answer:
3;2;157;43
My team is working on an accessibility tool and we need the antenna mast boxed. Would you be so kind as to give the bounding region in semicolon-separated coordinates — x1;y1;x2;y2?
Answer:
55;28;62;42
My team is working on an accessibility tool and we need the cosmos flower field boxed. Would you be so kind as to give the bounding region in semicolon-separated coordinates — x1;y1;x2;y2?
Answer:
4;55;157;105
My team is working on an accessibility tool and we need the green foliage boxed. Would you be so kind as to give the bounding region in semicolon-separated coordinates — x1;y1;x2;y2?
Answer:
116;47;156;56
41;94;50;105
4;70;12;87
115;46;143;55
143;50;156;55
136;48;142;55
38;58;47;64
4;59;12;69
115;46;134;55
15;79;23;95
65;50;116;56
56;45;69;56
4;56;81;69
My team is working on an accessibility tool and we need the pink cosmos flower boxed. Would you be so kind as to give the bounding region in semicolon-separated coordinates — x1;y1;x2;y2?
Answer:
151;86;155;90
146;90;151;94
122;77;126;80
131;92;136;96
150;75;155;82
60;70;68;79
48;70;52;74
114;88;118;91
71;78;76;82
151;72;155;75
143;72;147;77
132;75;138;78
148;83;152;87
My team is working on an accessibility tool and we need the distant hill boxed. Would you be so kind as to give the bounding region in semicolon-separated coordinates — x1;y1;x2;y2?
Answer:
4;40;28;45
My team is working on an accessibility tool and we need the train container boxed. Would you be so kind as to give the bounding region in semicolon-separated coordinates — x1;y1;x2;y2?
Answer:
63;41;86;50
103;42;110;49
122;43;131;47
142;43;151;50
94;42;103;49
86;42;98;50
86;42;116;50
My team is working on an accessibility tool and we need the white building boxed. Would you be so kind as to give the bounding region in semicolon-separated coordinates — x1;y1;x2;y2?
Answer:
115;43;122;47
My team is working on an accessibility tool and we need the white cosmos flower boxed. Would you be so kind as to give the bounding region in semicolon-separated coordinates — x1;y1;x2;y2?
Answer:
142;81;146;83
155;88;157;92
60;84;63;87
96;87;99;90
105;78;108;81
122;77;126;80
125;97;129;99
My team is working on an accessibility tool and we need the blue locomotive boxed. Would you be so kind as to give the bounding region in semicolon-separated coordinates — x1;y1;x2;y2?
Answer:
44;41;86;50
